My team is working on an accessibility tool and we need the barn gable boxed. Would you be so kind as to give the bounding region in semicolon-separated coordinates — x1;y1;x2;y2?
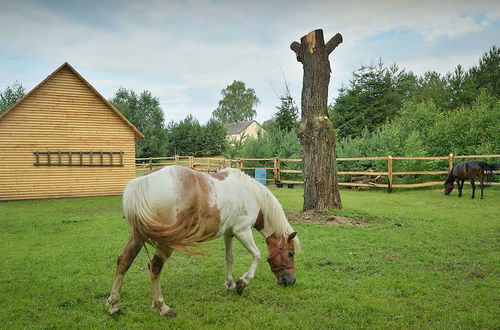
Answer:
0;62;143;200
0;62;143;139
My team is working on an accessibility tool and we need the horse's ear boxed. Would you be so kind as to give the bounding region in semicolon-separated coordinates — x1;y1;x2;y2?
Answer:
288;232;297;241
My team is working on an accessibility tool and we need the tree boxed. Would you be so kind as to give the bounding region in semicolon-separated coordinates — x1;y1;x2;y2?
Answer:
212;81;259;123
166;115;204;156
166;116;228;157
109;88;168;158
0;81;26;114
275;95;298;132
468;46;500;98
202;118;228;156
329;61;418;139
291;29;343;211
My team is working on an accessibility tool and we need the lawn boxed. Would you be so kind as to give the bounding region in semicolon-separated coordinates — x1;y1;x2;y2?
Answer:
0;186;499;329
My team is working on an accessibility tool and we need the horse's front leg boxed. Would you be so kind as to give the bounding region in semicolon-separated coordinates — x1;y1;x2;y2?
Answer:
149;249;176;317
107;235;142;315
457;179;464;197
224;234;236;290
234;227;261;295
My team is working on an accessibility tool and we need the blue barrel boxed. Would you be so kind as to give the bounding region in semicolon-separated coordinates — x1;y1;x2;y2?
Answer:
255;169;267;185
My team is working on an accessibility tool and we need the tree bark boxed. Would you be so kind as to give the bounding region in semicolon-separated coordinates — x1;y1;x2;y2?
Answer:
291;29;343;211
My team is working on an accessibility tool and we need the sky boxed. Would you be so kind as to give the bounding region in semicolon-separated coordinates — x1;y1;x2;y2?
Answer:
0;0;499;124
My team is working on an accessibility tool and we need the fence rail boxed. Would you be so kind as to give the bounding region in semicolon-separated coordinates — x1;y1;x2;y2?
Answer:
135;154;500;192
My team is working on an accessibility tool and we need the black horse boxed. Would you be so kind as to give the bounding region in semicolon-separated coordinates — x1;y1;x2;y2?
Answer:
444;161;497;199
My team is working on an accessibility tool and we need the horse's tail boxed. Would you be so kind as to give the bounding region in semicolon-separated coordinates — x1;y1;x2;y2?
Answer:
478;162;498;183
123;177;212;256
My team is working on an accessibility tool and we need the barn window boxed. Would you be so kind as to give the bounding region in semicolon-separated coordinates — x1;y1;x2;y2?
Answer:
33;151;124;167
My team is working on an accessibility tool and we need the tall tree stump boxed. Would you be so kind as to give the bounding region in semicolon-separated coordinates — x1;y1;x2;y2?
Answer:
291;29;343;210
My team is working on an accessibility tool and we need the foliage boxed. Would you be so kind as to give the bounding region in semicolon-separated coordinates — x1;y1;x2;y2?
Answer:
224;137;245;159
274;95;298;132
109;88;168;158
467;46;500;99
230;128;302;160
330;46;499;141
338;92;499;158
167;115;227;157
225;128;303;180
0;81;25;114
330;60;418;139
202;118;228;156
427;92;500;156
166;115;204;156
261;118;277;132
212;80;260;124
1;188;499;328
332;46;499;181
336;92;499;183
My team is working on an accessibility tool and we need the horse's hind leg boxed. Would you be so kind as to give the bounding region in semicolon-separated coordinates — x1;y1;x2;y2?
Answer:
149;249;176;317
107;235;143;315
480;174;484;199
471;179;476;199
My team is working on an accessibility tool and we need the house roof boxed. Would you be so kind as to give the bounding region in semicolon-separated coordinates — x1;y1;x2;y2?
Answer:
0;62;144;139
223;120;259;135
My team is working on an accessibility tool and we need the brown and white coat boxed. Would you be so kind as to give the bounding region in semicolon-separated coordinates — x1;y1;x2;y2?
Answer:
108;166;299;316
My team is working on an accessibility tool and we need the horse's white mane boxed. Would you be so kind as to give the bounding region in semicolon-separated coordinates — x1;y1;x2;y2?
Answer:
225;168;300;249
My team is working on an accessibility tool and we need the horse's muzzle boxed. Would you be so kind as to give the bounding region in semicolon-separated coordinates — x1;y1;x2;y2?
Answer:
277;272;296;287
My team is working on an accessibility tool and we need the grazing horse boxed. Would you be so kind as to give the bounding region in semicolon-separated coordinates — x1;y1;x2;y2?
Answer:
444;161;497;199
107;166;300;317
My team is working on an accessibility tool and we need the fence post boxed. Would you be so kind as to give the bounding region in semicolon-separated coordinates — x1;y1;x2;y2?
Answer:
207;158;210;172
275;158;281;182
189;156;194;168
273;158;278;182
175;155;179;165
149;157;152;170
387;156;393;193
448;153;454;171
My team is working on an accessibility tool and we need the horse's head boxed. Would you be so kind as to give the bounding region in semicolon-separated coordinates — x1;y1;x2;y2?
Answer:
265;232;298;287
444;182;454;195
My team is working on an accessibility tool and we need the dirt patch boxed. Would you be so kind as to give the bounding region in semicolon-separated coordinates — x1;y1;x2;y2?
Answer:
286;211;367;226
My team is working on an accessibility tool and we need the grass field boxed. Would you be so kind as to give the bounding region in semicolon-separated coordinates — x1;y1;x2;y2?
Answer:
0;186;499;329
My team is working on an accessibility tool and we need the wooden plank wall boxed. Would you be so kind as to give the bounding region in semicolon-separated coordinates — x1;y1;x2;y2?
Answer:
0;67;136;200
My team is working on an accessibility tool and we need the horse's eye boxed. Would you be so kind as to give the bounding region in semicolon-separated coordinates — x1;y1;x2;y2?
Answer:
288;252;295;258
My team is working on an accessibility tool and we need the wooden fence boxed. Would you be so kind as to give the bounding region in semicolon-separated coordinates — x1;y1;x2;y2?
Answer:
136;154;500;191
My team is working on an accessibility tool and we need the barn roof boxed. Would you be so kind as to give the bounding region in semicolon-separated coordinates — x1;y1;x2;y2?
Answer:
0;62;144;139
223;120;259;135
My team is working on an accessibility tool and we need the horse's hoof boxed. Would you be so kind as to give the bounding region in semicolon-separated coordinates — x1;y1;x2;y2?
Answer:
236;279;246;295
160;308;177;317
108;306;123;316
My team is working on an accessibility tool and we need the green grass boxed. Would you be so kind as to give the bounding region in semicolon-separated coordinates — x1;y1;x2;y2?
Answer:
0;186;499;329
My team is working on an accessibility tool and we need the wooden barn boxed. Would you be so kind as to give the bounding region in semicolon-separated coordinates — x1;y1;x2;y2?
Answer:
0;62;144;201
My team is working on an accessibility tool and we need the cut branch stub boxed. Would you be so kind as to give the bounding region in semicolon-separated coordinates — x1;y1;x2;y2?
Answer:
290;41;303;62
325;33;343;54
290;29;343;63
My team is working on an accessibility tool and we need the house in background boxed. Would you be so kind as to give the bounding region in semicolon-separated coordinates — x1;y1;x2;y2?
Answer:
224;120;264;142
0;62;143;201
